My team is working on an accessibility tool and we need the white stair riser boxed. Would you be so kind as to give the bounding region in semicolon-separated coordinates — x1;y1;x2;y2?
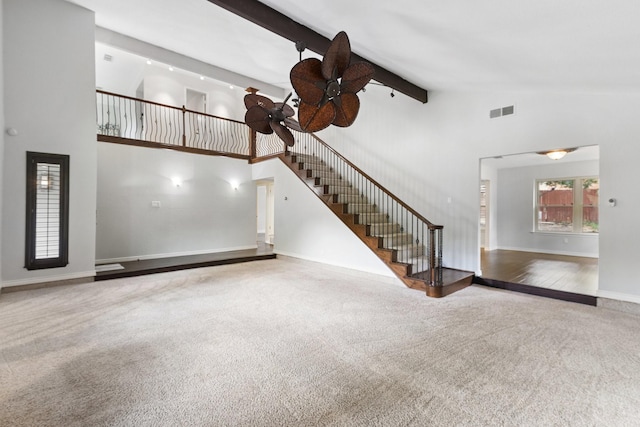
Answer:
382;234;414;247
326;186;360;195
320;178;349;186
347;204;377;214
358;213;388;224
303;163;335;176
313;170;341;179
337;194;368;204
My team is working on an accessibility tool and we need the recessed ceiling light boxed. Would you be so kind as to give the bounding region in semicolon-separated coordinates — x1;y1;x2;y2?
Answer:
200;76;205;80
146;59;152;65
229;85;234;89
169;66;174;71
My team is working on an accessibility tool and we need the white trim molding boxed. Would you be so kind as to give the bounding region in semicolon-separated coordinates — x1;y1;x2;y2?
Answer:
597;290;640;305
497;246;598;258
274;252;398;283
1;271;96;289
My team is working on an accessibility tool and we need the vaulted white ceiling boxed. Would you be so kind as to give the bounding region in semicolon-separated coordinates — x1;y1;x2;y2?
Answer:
68;0;640;95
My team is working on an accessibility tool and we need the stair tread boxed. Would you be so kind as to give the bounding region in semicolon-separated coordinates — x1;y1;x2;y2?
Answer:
326;187;360;195
392;243;423;249
312;171;339;177
377;232;412;237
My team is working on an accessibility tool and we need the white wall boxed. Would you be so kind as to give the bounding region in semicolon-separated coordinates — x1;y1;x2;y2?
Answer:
495;160;599;257
141;67;247;121
256;185;266;234
95;27;285;100
324;86;640;300
0;0;4;290
480;164;498;252
96;143;256;262
2;0;97;287
252;159;396;279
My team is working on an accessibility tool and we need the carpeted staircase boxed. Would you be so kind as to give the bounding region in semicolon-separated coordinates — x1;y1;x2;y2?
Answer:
281;151;473;297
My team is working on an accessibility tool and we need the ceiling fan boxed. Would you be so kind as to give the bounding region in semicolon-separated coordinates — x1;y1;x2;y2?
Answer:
290;31;375;133
243;31;374;145
244;92;302;147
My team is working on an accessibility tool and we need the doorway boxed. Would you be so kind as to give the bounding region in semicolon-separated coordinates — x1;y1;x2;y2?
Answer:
479;146;600;297
186;88;207;113
256;180;274;245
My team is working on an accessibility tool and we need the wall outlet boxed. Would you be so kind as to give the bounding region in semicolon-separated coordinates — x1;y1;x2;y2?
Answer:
151;201;161;208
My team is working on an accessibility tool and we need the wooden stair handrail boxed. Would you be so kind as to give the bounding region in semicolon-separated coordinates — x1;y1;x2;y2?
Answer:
302;133;443;230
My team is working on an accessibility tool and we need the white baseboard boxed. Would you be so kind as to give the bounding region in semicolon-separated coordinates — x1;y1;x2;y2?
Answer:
597;290;640;305
274;251;399;283
1;271;96;289
96;245;258;265
497;246;598;258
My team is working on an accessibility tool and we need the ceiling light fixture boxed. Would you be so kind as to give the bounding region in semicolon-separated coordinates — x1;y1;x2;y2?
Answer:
537;147;577;160
169;66;174;71
200;76;205;80
146;59;152;65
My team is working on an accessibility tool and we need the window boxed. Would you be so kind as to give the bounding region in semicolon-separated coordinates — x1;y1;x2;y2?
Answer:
535;177;599;234
25;152;70;270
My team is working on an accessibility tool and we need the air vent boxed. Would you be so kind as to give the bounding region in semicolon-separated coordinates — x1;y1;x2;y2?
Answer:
502;105;514;116
489;105;515;119
103;54;113;62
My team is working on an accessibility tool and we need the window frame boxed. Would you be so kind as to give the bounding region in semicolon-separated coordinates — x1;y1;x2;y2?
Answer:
534;176;599;235
25;152;70;270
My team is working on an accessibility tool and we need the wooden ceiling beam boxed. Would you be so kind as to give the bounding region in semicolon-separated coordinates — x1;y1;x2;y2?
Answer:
206;0;428;103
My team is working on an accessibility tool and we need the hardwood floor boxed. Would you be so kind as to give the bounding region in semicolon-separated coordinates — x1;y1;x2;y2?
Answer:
95;240;275;281
479;249;598;300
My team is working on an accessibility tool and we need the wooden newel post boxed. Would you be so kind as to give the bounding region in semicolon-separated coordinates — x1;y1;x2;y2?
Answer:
429;227;436;287
245;87;259;159
181;105;187;147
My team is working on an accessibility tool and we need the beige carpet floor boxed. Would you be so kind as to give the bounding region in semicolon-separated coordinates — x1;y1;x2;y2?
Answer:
1;257;639;426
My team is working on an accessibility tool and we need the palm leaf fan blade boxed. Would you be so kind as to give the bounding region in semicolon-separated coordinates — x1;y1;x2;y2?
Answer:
298;101;336;133
290;58;326;106
321;31;351;80
244;105;273;134
332;93;360;127
270;121;295;147
274;102;295;118
341;62;375;94
284;117;303;132
244;93;275;110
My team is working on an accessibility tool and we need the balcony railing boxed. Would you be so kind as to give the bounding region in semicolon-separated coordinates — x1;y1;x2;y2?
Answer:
96;90;250;159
